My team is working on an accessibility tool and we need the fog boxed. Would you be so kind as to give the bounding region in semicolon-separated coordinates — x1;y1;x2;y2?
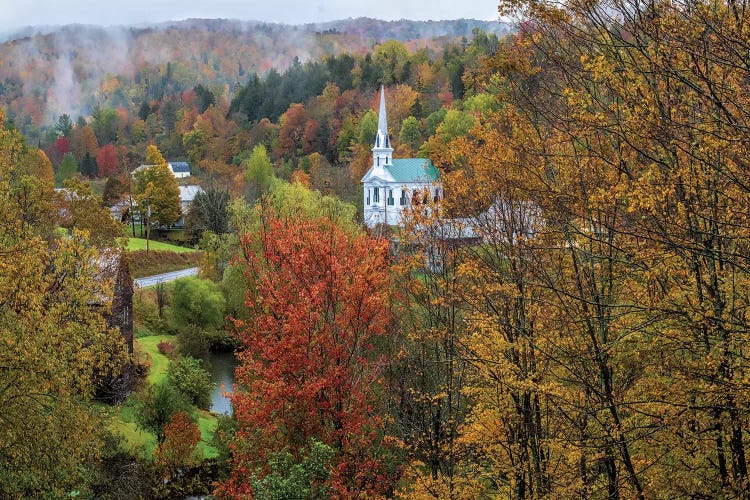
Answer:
0;0;499;35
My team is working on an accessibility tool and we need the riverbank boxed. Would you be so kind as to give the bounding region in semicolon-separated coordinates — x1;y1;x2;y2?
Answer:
107;334;220;459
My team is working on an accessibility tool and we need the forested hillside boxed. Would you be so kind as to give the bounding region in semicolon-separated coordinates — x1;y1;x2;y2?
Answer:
0;17;510;133
4;22;503;210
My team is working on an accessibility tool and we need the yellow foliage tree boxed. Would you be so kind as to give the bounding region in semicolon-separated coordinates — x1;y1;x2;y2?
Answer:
0;111;128;495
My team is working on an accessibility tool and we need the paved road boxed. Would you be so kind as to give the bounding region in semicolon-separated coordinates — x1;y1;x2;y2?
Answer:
134;267;199;288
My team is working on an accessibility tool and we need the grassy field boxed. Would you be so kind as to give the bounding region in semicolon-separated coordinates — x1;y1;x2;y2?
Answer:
109;400;158;458
137;334;176;385
197;412;219;459
125;238;197;253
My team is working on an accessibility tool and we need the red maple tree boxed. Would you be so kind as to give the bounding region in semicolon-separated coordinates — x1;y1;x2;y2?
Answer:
96;143;118;177
55;136;70;156
219;214;394;498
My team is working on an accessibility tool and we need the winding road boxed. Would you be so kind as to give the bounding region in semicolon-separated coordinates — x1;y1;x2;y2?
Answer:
133;267;199;288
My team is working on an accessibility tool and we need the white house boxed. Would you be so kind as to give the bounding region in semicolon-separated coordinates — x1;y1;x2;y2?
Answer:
168;161;191;178
361;86;441;228
132;161;191;179
173;184;204;227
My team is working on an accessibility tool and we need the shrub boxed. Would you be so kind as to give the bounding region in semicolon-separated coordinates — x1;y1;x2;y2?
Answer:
171;277;226;331
154;412;201;475
206;329;239;352
250;439;335;499
133;382;193;441
167;356;214;410
157;341;177;357
177;324;211;360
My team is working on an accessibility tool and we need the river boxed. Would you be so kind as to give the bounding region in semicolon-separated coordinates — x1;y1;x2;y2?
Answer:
206;351;237;415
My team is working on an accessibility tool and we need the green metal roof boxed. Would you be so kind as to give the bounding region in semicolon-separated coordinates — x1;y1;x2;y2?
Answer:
387;158;441;183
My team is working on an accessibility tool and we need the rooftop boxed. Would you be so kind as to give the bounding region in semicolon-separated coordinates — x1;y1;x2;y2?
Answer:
388;158;441;183
179;185;203;202
168;161;191;173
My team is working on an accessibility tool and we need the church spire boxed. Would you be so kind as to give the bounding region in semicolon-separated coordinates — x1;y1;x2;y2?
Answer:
377;85;389;147
373;85;392;165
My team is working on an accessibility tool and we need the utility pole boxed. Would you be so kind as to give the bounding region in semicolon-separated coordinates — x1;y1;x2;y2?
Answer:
145;201;151;254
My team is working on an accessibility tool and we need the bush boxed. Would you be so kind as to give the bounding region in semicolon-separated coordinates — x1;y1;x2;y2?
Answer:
171;277;226;330
133;382;193;441
167;356;214;410
250;439;335;499
211;415;238;480
206;328;239;352
158;341;177;357
177;324;211;360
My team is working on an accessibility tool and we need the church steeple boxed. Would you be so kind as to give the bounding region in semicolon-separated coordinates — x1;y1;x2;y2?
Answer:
372;85;392;166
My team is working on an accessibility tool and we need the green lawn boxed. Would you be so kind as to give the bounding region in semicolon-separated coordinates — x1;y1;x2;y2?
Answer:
197;411;219;458
125;238;197;253
137;334;177;385
110;401;158;458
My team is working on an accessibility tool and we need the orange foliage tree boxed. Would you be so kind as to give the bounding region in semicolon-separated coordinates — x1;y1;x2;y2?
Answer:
154;411;201;477
220;212;395;498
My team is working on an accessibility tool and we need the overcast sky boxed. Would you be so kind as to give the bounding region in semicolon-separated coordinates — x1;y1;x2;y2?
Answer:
0;0;500;34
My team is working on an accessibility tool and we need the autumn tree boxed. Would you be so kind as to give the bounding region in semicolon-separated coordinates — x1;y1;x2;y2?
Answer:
276;103;309;161
392;205;477;497
0;111;128;495
408;0;750;497
220;206;395;497
154;412;202;477
96;143;119;177
132;145;181;227
26;149;55;187
102;175;127;206
58;177;124;248
70;124;99;162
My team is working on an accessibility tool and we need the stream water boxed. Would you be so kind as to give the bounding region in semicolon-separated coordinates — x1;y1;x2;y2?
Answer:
206;351;237;415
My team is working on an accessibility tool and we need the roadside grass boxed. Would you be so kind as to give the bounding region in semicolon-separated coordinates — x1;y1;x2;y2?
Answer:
125;238;197;253
127;249;201;278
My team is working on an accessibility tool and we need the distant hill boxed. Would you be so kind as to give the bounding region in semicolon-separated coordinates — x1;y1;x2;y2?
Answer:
0;18;512;127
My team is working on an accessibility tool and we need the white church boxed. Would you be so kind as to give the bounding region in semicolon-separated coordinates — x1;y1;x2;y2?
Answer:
361;87;442;227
